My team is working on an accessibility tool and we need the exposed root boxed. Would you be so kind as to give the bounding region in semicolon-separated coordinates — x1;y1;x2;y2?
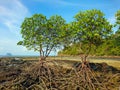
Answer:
60;60;109;90
0;58;120;90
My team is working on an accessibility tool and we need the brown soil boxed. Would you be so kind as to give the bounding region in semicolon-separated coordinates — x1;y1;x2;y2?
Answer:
0;58;120;90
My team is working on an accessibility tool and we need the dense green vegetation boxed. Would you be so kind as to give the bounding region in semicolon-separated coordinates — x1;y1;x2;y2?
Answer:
18;9;120;60
17;14;66;60
58;10;120;56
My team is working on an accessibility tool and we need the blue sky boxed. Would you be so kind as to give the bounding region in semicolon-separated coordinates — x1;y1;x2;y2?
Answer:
0;0;120;56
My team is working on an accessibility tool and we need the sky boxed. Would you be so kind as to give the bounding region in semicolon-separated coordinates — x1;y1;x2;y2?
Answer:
0;0;120;56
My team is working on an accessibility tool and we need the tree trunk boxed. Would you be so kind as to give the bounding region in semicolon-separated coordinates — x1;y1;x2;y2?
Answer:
40;56;46;61
81;56;87;68
39;56;46;66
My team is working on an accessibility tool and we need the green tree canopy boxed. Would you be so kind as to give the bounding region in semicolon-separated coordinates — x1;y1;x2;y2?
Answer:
115;10;120;30
115;10;120;46
69;9;112;58
17;14;66;60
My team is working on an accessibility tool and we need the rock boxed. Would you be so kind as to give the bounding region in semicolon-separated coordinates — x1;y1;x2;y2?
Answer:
10;58;25;64
6;53;12;57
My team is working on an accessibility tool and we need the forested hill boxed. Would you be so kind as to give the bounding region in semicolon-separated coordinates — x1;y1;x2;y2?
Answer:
58;34;120;56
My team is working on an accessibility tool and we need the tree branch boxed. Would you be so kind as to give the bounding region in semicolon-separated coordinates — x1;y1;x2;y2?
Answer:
46;45;54;57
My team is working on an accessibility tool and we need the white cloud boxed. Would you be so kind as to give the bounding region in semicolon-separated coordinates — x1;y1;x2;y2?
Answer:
108;16;116;24
0;0;35;55
0;0;30;35
108;16;118;33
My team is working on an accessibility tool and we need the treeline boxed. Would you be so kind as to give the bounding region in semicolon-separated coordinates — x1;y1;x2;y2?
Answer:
58;10;120;56
58;38;120;56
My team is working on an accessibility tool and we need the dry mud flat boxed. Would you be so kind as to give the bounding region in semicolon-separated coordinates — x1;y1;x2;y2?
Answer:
0;57;120;90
